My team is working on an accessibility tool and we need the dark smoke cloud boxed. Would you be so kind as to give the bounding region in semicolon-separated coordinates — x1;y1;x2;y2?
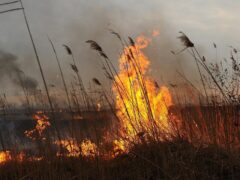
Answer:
0;50;38;90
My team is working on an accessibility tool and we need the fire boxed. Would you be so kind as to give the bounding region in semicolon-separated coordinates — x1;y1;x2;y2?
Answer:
55;139;80;157
0;33;173;163
97;102;101;111
113;34;172;142
0;151;25;165
25;111;51;140
80;140;98;157
14;152;25;162
0;151;11;164
112;139;127;156
55;139;98;158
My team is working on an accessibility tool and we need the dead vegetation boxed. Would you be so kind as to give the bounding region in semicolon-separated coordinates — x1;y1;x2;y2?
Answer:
0;11;239;178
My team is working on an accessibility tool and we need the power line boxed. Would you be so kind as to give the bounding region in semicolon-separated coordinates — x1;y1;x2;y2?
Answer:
0;7;22;14
0;1;19;6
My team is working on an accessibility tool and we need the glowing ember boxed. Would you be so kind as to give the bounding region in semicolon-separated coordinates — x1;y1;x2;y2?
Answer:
0;151;11;164
97;102;101;111
80;139;98;157
55;139;80;157
16;152;25;162
55;139;98;158
113;139;127;156
25;111;51;140
0;151;25;164
113;34;172;142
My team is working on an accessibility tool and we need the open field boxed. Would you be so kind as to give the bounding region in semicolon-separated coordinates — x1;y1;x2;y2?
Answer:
0;1;240;179
0;104;239;179
0;32;240;178
1;139;239;180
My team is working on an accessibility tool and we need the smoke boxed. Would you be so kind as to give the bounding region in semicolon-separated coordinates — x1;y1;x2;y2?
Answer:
56;4;185;88
0;50;38;91
0;0;200;92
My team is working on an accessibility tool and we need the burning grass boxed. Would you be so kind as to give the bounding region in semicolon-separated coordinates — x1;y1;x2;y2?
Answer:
0;140;239;179
0;32;239;179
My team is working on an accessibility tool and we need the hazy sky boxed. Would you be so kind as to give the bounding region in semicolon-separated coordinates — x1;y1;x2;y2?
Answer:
0;0;240;96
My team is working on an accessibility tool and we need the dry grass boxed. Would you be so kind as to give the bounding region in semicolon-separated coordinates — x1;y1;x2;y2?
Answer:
0;32;239;179
0;139;239;180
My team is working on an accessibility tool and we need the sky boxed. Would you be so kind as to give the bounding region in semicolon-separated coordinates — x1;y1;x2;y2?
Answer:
0;0;240;98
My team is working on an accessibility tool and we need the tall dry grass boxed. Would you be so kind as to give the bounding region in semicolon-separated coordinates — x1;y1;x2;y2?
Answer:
0;31;239;179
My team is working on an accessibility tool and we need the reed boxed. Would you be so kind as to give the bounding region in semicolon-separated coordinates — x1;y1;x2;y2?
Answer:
0;30;239;179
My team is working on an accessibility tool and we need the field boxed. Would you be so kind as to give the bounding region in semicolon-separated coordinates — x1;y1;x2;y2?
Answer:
0;32;240;179
0;106;239;179
0;2;239;179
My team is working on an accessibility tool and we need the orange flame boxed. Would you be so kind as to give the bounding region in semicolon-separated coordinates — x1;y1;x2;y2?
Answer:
55;139;81;157
97;102;101;111
112;139;127;157
113;34;172;144
0;151;11;164
80;140;98;157
0;151;25;165
55;139;98;158
25;111;51;140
